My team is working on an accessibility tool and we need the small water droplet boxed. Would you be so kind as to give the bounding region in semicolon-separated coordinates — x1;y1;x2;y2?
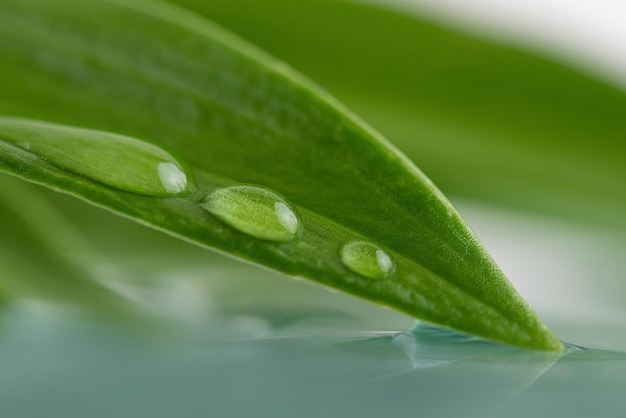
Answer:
0;117;193;197
340;241;394;279
200;185;300;242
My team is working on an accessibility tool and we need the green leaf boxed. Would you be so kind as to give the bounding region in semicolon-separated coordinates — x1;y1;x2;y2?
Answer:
0;0;562;351
179;0;626;231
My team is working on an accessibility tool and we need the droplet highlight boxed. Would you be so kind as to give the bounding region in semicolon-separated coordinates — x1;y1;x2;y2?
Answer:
0;117;192;197
340;241;394;279
157;162;188;194
200;185;300;242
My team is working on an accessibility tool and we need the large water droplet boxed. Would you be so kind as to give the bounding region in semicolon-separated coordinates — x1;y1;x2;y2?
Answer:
0;117;192;197
340;241;394;279
200;185;300;242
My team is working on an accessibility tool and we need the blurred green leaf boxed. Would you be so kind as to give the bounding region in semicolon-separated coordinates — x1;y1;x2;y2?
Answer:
177;0;626;231
0;174;151;321
0;0;562;350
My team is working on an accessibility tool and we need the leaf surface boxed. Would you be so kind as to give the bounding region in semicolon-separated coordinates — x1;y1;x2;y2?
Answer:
0;0;561;350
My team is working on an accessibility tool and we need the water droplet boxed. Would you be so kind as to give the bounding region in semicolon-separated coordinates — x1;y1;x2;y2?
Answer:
0;117;192;197
340;241;394;279
200;185;300;242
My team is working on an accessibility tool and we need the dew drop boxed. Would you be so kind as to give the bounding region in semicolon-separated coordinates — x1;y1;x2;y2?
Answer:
0;117;192;197
340;241;394;279
200;185;300;242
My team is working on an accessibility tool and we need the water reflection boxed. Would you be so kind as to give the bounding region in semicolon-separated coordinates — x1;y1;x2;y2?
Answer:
561;342;626;361
332;321;626;417
331;321;562;417
395;321;561;366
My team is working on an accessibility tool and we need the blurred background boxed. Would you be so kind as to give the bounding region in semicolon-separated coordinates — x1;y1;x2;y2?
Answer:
1;0;625;416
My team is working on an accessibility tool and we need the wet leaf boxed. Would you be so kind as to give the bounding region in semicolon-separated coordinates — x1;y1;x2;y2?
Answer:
0;0;561;350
